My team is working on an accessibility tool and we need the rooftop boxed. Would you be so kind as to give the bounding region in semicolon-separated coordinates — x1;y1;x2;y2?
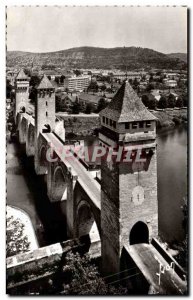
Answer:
37;74;54;89
100;80;157;122
16;69;28;80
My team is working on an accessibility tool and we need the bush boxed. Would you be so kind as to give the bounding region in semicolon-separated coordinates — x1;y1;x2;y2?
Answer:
172;117;181;125
176;97;183;108
158;96;167;109
61;252;127;295
7;216;30;257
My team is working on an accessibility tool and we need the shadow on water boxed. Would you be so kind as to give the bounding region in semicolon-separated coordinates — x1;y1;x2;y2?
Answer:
9;140;67;247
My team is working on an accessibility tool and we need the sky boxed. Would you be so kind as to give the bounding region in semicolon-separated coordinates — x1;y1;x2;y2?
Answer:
6;6;187;54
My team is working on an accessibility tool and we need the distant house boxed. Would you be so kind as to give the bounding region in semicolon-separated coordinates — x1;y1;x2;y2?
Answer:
167;92;179;101
78;92;101;108
150;89;161;101
165;80;178;88
39;70;61;80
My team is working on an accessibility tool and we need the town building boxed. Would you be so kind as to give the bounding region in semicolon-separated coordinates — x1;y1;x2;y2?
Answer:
63;75;91;92
112;71;147;82
165;79;178;88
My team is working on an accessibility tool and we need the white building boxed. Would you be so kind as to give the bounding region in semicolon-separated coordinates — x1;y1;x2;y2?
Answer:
63;75;91;92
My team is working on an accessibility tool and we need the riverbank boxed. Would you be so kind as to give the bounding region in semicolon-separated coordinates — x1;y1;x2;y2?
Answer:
7;205;39;254
6;134;68;247
56;108;187;137
152;108;187;129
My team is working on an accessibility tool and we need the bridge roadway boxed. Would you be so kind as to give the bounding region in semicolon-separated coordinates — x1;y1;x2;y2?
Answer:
124;243;186;295
44;132;101;210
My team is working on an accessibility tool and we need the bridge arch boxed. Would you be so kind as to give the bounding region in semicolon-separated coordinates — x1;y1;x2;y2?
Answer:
130;221;149;245
52;166;67;201
76;200;100;242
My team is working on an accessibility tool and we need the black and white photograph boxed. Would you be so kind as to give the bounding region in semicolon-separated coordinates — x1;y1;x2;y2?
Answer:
5;5;188;295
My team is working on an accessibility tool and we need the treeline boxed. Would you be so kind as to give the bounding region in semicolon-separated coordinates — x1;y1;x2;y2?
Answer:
56;96;108;115
142;93;187;110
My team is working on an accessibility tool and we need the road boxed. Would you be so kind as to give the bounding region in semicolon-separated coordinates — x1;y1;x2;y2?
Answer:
44;132;101;210
124;243;187;295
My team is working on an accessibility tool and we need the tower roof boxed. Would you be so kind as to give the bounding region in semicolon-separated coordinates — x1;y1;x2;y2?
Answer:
37;74;54;89
100;81;157;122
16;69;28;79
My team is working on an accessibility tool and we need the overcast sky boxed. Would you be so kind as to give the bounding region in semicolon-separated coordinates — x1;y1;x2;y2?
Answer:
7;6;187;53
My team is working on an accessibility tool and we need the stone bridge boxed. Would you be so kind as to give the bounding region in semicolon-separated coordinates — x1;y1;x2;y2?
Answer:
16;112;101;245
15;111;187;295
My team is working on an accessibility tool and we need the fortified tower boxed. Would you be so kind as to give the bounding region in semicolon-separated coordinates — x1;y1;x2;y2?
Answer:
14;69;29;121
99;80;158;276
34;74;55;174
35;74;55;137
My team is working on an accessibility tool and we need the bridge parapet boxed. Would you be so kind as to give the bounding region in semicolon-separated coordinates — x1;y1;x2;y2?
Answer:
26;121;35;157
122;242;187;295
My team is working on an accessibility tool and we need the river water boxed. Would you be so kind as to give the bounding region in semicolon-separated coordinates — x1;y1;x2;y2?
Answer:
6;125;187;246
157;125;187;242
82;125;188;243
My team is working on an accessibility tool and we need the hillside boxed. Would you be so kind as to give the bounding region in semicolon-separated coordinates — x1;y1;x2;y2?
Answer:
7;46;187;70
167;53;187;63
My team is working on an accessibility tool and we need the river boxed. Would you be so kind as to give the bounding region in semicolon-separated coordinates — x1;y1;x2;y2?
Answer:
6;125;187;246
82;125;188;243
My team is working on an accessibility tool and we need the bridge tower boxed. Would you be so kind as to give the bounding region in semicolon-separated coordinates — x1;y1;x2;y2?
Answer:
35;74;55;136
14;69;29;121
99;80;158;276
34;74;55;174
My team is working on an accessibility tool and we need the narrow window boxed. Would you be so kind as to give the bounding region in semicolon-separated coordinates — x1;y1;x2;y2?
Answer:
46;112;48;117
139;121;144;128
113;121;116;129
125;123;130;129
146;121;151;128
110;119;113;127
132;122;138;129
106;118;109;125
102;116;105;123
46;101;48;106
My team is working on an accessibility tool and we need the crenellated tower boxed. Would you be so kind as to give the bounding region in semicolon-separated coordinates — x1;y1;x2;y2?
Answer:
14;69;29;121
35;74;55;137
99;80;158;276
34;74;55;174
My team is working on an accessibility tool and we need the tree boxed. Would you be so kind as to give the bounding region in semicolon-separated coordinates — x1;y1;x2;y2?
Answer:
141;94;149;107
74;69;81;76
176;97;183;108
97;98;108;112
55;77;60;84
61;252;127;295
148;98;157;110
158;96;167;109
149;74;154;82
30;75;40;87
182;95;188;107
71;99;83;114
167;94;176;108
88;81;98;93
85;103;94;114
146;83;155;92
7;216;30;257
60;75;65;83
29;87;37;103
6;79;13;98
